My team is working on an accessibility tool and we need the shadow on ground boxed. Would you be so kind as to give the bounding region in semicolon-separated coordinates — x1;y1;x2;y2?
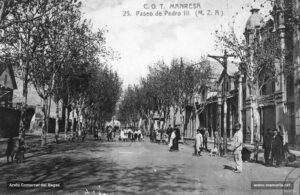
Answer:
0;141;205;195
223;165;235;171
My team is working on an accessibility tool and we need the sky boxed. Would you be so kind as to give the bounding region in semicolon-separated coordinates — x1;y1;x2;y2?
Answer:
81;0;272;87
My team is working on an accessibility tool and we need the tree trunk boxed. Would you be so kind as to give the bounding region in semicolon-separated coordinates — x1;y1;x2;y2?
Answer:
147;113;152;137
41;97;48;146
62;102;66;128
93;118;97;135
252;97;261;143
90;117;93;134
55;98;59;143
64;103;69;140
81;109;86;136
247;79;260;144
76;108;81;136
71;109;75;137
19;47;29;140
46;95;51;134
173;106;177;128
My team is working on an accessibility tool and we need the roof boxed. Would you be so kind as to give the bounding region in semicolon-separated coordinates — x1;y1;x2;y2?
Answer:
0;64;17;89
0;65;6;75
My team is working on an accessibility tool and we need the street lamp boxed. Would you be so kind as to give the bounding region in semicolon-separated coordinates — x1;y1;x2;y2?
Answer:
208;50;235;154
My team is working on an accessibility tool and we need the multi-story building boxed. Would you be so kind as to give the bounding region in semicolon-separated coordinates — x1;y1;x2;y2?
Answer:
185;1;300;149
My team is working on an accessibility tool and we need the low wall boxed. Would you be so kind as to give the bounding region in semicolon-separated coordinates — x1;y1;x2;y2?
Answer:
0;107;21;138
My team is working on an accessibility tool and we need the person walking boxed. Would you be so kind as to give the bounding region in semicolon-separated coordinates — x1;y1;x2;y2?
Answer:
169;128;180;152
194;129;203;156
203;128;209;151
271;129;283;167
232;123;243;173
128;127;133;142
167;125;173;143
120;129;125;142
137;129;142;141
263;129;273;166
169;129;175;151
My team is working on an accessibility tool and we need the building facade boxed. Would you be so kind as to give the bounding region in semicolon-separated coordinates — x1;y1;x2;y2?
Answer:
0;64;17;108
185;1;300;149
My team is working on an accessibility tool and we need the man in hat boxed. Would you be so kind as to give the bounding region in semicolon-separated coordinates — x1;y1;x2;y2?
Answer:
271;128;283;167
263;129;273;166
203;128;209;151
166;125;173;143
232;123;243;173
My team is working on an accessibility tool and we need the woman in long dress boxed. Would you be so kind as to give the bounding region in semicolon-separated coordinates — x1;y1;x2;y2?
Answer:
169;128;180;152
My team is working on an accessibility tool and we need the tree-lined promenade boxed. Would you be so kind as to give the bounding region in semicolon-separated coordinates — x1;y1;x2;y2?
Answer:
118;58;214;130
0;0;122;145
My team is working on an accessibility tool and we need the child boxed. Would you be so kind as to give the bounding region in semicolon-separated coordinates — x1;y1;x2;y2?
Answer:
209;147;219;156
194;129;203;156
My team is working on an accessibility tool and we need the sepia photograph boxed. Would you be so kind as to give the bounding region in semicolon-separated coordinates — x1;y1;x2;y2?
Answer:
0;0;300;194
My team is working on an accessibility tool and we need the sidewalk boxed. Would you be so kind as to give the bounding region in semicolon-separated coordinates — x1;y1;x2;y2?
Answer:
185;137;300;156
183;137;300;168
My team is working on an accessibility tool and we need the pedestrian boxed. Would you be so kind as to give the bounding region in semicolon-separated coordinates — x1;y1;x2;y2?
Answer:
271;128;283;167
98;129;102;140
128;127;132;142
131;128;135;142
134;129;138;141
138;129;142;141
140;130;144;141
232;123;243;173
94;130;99;140
152;130;156;143
169;129;175;150
194;129;203;156
169;127;180;152
156;129;162;143
120;129;125;142
263;129;273;166
203;128;209;151
15;137;25;163
6;137;15;163
167;125;173;143
106;126;111;141
220;137;225;156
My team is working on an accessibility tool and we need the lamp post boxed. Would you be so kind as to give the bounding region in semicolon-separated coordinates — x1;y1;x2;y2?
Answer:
208;50;234;154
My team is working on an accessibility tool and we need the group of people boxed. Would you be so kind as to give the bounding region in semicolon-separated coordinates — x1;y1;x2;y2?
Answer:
194;123;243;173
119;128;143;142
194;123;296;173
6;136;26;163
263;127;294;167
194;128;210;156
150;129;168;144
150;125;181;152
168;127;181;152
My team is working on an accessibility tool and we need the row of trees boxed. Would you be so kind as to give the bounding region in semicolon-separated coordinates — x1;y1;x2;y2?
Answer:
118;58;213;132
0;0;122;145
